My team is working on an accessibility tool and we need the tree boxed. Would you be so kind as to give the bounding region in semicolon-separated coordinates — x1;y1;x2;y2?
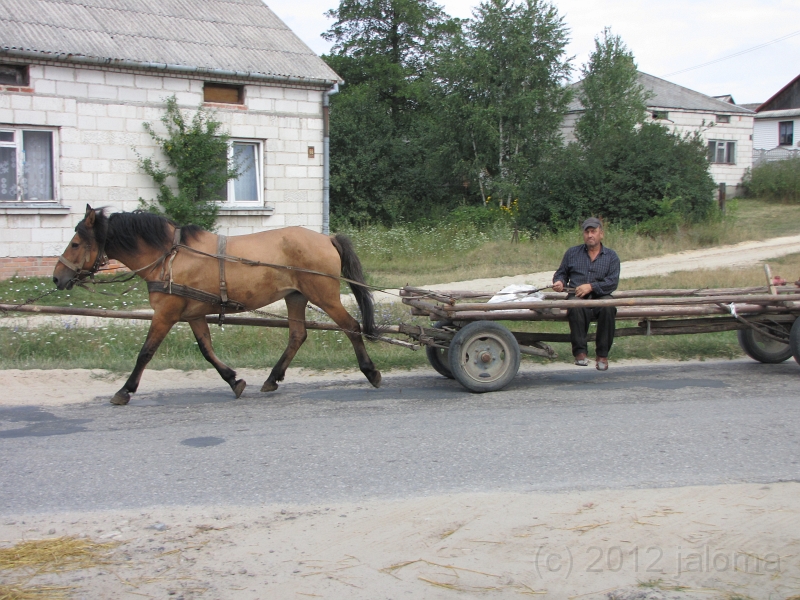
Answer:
323;0;463;225
575;28;648;150
139;97;239;230
437;0;572;207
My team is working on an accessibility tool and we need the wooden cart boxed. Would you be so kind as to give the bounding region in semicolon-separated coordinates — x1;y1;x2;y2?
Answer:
398;284;800;393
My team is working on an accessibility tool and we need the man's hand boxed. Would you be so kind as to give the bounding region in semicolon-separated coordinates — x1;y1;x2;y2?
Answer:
552;281;564;292
575;283;593;298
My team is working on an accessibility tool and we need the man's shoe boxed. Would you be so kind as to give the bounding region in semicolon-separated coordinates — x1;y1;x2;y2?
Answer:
596;357;608;371
574;353;589;367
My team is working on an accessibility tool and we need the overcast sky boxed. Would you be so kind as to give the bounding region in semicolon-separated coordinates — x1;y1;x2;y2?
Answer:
268;0;800;105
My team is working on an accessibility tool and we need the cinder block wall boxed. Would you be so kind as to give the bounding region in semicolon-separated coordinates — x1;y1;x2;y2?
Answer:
0;60;326;279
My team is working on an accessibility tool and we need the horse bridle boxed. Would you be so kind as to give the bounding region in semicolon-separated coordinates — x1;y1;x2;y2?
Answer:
58;220;109;280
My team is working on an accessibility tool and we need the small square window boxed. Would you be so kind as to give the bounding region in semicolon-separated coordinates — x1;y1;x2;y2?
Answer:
716;115;731;124
0;64;29;86
652;110;669;120
204;83;244;104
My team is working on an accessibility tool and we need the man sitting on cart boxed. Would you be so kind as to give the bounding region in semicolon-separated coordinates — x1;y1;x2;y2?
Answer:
551;217;620;371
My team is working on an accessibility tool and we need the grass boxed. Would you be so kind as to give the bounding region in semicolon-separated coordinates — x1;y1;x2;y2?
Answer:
347;198;800;287
0;199;798;372
2;255;798;372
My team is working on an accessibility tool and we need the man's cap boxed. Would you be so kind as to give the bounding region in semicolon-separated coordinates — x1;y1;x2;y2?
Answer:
582;217;602;230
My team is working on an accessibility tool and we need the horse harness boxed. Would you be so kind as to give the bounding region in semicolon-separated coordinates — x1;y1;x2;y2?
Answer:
146;228;246;323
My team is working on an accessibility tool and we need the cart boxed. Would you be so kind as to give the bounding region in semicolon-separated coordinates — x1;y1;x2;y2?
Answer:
397;282;800;393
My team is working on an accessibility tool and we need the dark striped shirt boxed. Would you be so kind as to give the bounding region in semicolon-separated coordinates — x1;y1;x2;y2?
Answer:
553;244;620;297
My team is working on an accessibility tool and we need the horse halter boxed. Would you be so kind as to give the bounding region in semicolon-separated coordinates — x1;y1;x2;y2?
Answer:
58;221;109;280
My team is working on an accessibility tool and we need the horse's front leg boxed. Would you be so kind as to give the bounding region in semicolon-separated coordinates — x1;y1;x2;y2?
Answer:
189;318;246;398
110;313;178;405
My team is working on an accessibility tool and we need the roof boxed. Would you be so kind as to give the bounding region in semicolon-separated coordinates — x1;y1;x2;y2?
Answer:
0;0;340;86
755;108;800;119
756;72;800;112
568;72;754;115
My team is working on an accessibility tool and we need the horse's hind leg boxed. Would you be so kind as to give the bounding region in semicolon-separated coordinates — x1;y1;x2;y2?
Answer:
189;318;246;398
261;292;309;392
312;299;381;389
111;312;178;405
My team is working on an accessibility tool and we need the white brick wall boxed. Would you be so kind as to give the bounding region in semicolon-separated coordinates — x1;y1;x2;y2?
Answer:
1;62;328;260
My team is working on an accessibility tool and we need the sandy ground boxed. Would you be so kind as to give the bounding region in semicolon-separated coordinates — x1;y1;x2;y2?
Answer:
2;368;800;599
2;482;798;599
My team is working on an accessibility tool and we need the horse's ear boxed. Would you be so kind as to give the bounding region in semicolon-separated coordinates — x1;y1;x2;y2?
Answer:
84;204;96;228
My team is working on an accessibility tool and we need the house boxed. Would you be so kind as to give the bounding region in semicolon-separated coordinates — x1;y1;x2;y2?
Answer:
752;72;800;164
0;0;341;279
561;72;755;195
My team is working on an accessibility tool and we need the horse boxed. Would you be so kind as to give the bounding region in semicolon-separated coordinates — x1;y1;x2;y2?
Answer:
53;205;381;405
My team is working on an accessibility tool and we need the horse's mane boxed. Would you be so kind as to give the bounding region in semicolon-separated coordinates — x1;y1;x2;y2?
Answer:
76;209;204;254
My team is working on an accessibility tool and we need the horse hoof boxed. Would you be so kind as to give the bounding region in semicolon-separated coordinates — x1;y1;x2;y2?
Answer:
261;381;278;393
233;379;246;398
110;390;130;405
368;370;382;388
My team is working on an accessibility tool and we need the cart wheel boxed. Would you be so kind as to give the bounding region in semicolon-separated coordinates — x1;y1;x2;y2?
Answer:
425;320;454;379
737;326;792;364
448;321;520;393
790;318;800;366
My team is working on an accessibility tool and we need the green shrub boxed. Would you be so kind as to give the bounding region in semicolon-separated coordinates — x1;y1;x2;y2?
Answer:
138;96;239;230
519;123;717;232
742;157;800;202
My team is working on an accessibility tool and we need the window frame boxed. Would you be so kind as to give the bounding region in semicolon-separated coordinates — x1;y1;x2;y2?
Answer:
716;115;731;124
707;140;736;165
779;121;794;146
221;138;264;205
0;125;60;203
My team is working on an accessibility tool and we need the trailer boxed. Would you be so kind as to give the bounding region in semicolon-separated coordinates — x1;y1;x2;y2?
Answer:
397;283;800;393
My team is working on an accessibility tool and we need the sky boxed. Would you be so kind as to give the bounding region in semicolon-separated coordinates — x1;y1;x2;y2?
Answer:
267;0;800;105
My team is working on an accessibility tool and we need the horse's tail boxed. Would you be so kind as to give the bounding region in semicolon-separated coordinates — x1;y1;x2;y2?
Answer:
330;234;376;339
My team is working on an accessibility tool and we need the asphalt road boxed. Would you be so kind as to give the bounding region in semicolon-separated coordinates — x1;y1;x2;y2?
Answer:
1;359;798;514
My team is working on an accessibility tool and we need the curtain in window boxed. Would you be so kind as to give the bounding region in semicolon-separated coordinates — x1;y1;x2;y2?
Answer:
22;131;53;200
232;143;258;202
0;146;17;200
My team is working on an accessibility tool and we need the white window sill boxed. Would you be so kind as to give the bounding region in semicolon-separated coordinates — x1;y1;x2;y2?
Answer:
218;206;274;217
0;203;71;215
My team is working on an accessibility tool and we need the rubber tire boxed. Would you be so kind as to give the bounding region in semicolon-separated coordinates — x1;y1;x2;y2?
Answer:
790;318;800;366
737;326;792;364
425;320;454;379
448;321;520;393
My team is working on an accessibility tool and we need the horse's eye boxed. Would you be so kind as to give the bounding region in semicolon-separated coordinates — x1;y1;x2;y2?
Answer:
71;242;79;248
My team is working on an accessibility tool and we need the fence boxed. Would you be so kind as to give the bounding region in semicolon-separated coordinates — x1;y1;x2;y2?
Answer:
753;147;800;166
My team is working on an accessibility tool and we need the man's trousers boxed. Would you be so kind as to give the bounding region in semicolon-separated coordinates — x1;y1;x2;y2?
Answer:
567;294;616;358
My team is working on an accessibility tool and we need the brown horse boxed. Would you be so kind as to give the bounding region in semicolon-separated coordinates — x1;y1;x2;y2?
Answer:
53;205;381;405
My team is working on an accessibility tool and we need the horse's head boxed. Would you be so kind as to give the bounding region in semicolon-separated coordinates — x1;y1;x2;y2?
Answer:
53;204;108;290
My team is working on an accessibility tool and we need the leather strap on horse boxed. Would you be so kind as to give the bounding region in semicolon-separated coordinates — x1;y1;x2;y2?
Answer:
148;230;246;319
218;234;231;324
146;280;246;312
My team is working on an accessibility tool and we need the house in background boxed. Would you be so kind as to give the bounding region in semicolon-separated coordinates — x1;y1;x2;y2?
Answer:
561;72;755;196
0;0;341;279
753;72;800;164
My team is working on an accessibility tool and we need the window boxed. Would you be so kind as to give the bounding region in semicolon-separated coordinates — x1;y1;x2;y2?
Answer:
651;110;669;120
0;127;57;202
0;64;28;86
779;121;794;146
204;82;244;104
221;140;262;204
707;140;736;164
716;115;731;124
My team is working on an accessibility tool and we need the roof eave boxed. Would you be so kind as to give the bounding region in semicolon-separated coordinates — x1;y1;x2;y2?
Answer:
1;47;343;88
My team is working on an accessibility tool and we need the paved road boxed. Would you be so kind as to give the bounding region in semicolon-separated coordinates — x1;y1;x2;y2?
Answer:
1;359;798;514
